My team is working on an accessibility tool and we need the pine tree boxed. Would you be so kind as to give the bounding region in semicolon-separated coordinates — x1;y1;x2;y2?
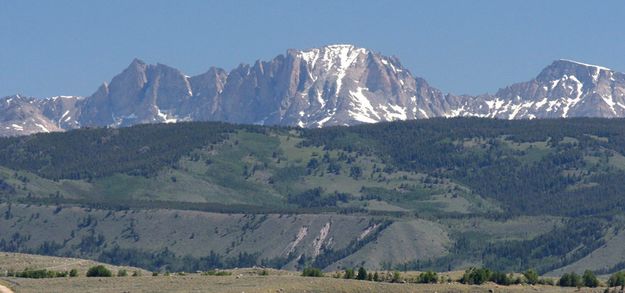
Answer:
357;267;367;280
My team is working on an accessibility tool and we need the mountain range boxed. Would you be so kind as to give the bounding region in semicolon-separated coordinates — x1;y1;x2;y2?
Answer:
2;44;624;136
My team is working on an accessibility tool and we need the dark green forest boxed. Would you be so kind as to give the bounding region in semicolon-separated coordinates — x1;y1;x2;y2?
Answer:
303;118;625;216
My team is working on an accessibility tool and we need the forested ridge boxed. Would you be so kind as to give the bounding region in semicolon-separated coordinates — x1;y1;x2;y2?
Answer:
303;118;625;216
1;117;625;274
0;122;242;179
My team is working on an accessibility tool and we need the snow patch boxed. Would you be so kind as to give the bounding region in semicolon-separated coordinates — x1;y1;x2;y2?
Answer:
445;106;467;117
300;49;321;69
58;110;71;126
35;123;49;133
184;76;193;96
61;110;70;120
485;98;509;117
387;61;402;73
319;44;366;96
316;116;333;127
155;106;178;123
601;93;617;115
348;87;380;123
535;98;549;109
508;100;534;119
559;59;611;71
562;75;584;117
316;90;326;109
550;79;559;90
546;100;560;112
386;104;408;120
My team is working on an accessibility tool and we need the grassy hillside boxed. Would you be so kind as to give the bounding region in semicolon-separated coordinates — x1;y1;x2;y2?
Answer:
0;252;147;277
5;274;603;293
1;118;625;274
0;254;607;293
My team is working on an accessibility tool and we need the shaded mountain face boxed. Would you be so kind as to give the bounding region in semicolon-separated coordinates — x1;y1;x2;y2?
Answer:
2;45;624;136
79;59;199;127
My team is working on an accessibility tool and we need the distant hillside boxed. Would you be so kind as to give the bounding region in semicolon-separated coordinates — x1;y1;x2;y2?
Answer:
1;118;625;275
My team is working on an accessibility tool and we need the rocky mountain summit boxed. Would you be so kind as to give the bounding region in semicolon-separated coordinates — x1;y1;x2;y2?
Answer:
2;45;624;136
448;59;625;119
0;94;82;136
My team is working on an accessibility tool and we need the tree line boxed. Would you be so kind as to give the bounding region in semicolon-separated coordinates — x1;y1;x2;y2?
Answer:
302;265;624;289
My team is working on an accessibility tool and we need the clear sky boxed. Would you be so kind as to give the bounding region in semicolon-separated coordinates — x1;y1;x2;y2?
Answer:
1;0;624;98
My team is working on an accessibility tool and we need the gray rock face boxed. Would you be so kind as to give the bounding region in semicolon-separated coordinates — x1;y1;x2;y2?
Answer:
214;45;441;127
79;59;196;127
0;94;81;136
449;60;625;119
2;45;624;136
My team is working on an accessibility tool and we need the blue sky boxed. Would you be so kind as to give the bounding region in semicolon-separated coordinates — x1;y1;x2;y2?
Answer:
1;0;624;97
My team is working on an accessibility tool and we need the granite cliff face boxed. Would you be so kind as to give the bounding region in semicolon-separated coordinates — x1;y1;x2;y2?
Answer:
2;45;624;136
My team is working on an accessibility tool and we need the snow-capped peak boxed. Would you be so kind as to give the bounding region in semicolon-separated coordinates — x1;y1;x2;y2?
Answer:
51;95;84;101
325;43;365;51
297;44;368;69
558;59;611;71
292;44;371;98
298;48;321;69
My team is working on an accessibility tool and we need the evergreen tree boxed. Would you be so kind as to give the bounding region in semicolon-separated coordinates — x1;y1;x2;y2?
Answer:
356;267;367;280
582;270;598;287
